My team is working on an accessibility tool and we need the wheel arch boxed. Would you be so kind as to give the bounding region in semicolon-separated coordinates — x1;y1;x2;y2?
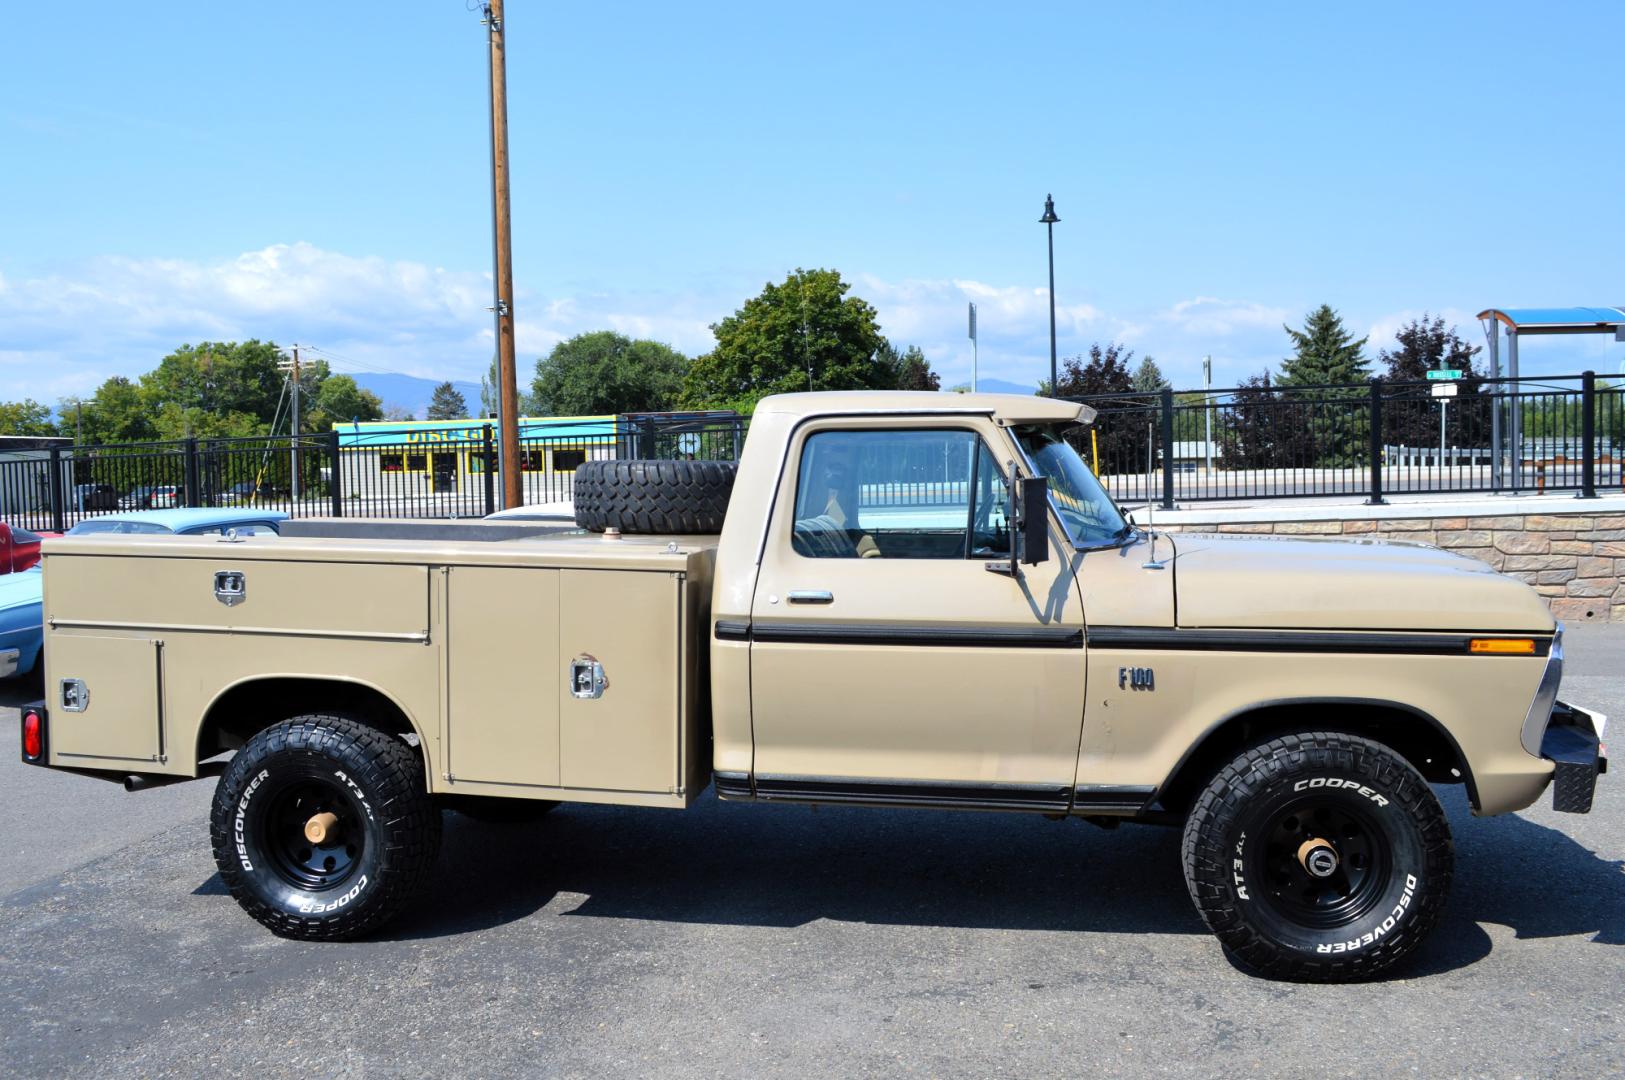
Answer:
196;674;430;774
1150;697;1476;818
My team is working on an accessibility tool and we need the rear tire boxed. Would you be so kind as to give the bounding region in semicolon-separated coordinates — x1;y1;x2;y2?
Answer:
1181;731;1453;982
573;459;736;534
209;714;441;941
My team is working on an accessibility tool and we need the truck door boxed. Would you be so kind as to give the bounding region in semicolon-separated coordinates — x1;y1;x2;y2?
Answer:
746;420;1087;810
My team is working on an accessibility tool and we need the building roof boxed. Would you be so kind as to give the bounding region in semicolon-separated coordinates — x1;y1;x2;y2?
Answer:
334;415;617;447
1476;307;1625;334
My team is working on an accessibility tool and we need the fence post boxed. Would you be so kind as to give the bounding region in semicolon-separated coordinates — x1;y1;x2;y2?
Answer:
328;430;344;517
47;446;64;533
1159;387;1175;510
640;417;657;459
183;437;200;508
1366;381;1386;505
1579;370;1597;499
481;424;496;516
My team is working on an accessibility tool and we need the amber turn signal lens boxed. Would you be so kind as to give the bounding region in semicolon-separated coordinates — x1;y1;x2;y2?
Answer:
22;710;42;759
1469;638;1537;655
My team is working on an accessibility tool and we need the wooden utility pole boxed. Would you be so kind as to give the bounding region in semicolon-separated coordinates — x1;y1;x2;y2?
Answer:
485;0;522;508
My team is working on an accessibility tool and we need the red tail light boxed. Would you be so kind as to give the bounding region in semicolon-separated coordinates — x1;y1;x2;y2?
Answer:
21;709;43;761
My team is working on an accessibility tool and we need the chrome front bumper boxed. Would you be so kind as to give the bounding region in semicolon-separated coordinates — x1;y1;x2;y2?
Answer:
0;648;17;679
1541;701;1607;814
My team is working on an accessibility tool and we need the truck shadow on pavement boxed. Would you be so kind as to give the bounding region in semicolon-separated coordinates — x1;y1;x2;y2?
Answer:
348;786;1622;979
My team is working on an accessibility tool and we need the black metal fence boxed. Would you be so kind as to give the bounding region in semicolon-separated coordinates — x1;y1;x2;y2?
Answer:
1067;372;1624;508
0;414;749;533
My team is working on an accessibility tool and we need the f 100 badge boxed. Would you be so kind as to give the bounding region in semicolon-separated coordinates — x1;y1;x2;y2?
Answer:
1118;666;1155;691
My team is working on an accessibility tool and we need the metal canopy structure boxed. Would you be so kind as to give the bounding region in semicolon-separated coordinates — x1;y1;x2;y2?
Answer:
1475;306;1625;491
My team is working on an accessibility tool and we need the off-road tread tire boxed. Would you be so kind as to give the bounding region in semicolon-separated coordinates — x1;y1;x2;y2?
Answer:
1180;730;1453;983
573;459;736;534
209;713;442;942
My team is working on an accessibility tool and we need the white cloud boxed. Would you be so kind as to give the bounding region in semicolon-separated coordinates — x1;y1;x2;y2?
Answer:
11;243;1467;403
1161;296;1290;338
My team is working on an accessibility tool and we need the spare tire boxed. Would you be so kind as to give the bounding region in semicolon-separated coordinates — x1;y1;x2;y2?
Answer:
573;460;737;534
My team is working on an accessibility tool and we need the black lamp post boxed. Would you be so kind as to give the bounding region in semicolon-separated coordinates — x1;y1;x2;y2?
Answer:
1040;194;1060;394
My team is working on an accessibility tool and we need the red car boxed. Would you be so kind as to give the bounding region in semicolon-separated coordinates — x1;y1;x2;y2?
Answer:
0;521;50;574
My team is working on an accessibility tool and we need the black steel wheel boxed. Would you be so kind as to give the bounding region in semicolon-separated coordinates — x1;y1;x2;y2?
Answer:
209;713;442;941
1181;731;1453;982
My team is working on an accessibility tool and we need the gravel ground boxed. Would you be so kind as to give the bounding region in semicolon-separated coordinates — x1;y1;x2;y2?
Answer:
1;627;1619;1079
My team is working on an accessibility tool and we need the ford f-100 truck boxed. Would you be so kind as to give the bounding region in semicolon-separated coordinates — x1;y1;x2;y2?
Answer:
19;391;1607;981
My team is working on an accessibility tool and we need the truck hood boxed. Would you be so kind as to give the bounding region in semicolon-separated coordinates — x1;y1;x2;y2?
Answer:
1170;532;1555;632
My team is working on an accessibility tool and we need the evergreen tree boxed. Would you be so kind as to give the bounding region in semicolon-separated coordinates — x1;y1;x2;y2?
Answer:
426;381;469;421
1281;305;1370;387
1280;305;1371;464
1131;355;1169;393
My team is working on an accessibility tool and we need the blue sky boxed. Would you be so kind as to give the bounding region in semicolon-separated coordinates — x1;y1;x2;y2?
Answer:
2;1;1621;404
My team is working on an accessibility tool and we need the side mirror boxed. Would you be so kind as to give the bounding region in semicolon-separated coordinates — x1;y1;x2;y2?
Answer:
1018;476;1050;566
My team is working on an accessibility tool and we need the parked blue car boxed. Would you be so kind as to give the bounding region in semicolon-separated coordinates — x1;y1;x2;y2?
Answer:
0;566;43;679
0;509;288;680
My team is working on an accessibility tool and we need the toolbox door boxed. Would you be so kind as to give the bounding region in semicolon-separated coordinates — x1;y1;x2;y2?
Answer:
46;634;164;765
558;569;681;793
445;566;561;787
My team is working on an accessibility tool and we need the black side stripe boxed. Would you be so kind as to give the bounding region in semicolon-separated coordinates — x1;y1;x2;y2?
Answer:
1087;626;1551;657
713;621;1083;649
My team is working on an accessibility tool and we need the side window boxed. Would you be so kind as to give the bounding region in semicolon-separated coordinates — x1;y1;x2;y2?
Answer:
791;429;1009;560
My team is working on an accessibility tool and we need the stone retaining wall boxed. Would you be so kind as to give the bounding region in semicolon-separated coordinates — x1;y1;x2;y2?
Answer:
1159;512;1625;624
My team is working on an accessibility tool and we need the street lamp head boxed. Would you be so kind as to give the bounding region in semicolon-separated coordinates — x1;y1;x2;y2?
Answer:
1039;194;1059;225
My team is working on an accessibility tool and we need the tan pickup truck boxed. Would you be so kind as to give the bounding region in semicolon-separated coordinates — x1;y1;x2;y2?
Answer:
19;391;1607;981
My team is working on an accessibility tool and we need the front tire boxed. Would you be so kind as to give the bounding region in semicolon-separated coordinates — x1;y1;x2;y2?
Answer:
1181;731;1453;982
209;714;442;941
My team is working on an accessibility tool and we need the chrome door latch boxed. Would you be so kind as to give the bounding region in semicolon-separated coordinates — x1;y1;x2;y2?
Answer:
214;570;247;607
60;677;89;713
570;655;608;699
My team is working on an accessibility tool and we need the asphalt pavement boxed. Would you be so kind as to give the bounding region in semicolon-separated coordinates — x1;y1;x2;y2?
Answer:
1;629;1620;1079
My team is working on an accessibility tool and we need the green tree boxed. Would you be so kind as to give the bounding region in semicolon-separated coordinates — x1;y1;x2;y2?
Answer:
1132;355;1169;392
681;268;890;413
1280;306;1371;464
1052;343;1148;471
0;399;56;437
60;377;154;444
1281;305;1370;387
307;373;385;430
426;381;469;421
533;331;689;416
138;340;288;439
877;342;941;392
1376;315;1487;450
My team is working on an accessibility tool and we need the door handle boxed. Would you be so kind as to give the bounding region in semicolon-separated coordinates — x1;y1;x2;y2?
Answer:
787;590;834;604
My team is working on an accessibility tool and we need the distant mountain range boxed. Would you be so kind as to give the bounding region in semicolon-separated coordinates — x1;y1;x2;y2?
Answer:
353;374;485;419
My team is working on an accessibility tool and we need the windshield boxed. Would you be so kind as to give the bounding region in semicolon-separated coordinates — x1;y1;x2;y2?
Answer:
67;520;173;535
1014;424;1128;546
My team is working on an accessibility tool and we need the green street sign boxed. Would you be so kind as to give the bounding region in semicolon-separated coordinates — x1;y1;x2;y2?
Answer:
1426;369;1463;380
